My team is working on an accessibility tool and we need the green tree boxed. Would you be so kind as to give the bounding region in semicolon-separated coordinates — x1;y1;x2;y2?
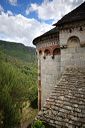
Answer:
0;50;38;127
0;62;21;128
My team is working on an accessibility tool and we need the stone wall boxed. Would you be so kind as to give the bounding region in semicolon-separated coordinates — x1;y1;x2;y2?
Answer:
36;35;60;108
37;43;85;108
40;54;61;107
61;47;85;73
59;25;85;46
60;24;85;73
36;23;85;109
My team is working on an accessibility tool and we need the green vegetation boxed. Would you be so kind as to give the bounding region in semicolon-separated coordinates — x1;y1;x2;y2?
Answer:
0;40;38;128
0;40;36;62
32;120;45;128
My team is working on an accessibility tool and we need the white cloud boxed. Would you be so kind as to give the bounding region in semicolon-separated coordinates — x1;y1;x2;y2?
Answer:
0;0;85;46
7;10;13;16
8;0;17;6
26;0;85;22
0;5;4;14
0;12;53;46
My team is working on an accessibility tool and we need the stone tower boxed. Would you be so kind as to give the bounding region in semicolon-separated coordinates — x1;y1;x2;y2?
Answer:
33;1;85;114
33;28;61;110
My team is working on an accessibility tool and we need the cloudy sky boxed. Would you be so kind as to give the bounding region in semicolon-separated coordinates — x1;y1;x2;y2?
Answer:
0;0;85;46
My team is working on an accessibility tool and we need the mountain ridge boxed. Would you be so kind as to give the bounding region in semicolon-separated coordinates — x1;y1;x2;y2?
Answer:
0;40;36;62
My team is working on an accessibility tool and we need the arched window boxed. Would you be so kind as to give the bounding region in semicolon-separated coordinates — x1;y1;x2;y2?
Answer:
67;36;80;48
53;48;60;56
44;49;50;56
39;50;42;55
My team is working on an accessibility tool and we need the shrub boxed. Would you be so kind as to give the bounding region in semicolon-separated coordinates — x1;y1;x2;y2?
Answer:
32;120;45;128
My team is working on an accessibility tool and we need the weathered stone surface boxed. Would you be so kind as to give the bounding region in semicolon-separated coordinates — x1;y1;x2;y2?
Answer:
37;67;85;128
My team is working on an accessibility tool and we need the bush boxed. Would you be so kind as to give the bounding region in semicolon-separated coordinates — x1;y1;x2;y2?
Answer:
32;120;45;128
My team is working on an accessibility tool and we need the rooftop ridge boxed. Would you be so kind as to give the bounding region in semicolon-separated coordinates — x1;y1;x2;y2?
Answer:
53;1;85;26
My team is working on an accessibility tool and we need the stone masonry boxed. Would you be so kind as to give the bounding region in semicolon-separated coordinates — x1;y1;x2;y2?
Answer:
33;2;85;127
37;67;85;128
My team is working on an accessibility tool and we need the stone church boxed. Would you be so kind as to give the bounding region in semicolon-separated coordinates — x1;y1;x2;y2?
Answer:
33;2;85;128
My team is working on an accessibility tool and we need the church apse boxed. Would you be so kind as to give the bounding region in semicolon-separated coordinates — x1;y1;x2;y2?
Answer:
33;28;61;110
33;2;85;127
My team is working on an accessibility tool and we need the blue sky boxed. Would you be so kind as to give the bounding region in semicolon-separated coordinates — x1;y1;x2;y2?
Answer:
0;0;84;46
0;0;42;18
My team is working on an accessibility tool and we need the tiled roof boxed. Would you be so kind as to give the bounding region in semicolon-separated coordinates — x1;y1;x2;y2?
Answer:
33;27;58;45
37;67;85;128
53;2;85;26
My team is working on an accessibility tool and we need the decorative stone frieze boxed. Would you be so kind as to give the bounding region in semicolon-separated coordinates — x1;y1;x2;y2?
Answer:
37;44;60;56
36;38;59;49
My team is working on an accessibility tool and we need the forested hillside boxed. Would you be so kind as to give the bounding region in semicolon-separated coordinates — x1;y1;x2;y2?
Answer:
0;40;36;62
0;40;38;128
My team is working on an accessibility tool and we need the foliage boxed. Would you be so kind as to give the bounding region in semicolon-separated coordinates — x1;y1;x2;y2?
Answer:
0;62;21;128
0;40;37;62
30;97;38;109
0;40;38;127
0;88;20;128
32;120;45;128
